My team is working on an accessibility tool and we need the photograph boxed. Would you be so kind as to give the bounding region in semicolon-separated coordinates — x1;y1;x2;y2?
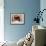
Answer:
11;13;24;24
1;0;46;46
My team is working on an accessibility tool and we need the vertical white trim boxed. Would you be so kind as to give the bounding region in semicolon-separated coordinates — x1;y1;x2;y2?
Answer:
0;0;4;42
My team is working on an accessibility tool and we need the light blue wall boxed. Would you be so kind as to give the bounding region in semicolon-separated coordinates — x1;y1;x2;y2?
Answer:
4;0;40;42
40;0;46;27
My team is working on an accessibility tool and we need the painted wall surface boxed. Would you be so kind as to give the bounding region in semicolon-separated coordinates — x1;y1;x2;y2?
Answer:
4;0;40;42
40;0;46;27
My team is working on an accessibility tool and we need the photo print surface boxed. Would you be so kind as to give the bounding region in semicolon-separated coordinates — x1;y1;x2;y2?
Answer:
11;13;24;24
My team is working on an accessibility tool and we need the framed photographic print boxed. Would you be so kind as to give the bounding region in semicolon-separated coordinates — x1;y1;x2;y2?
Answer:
10;13;25;24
